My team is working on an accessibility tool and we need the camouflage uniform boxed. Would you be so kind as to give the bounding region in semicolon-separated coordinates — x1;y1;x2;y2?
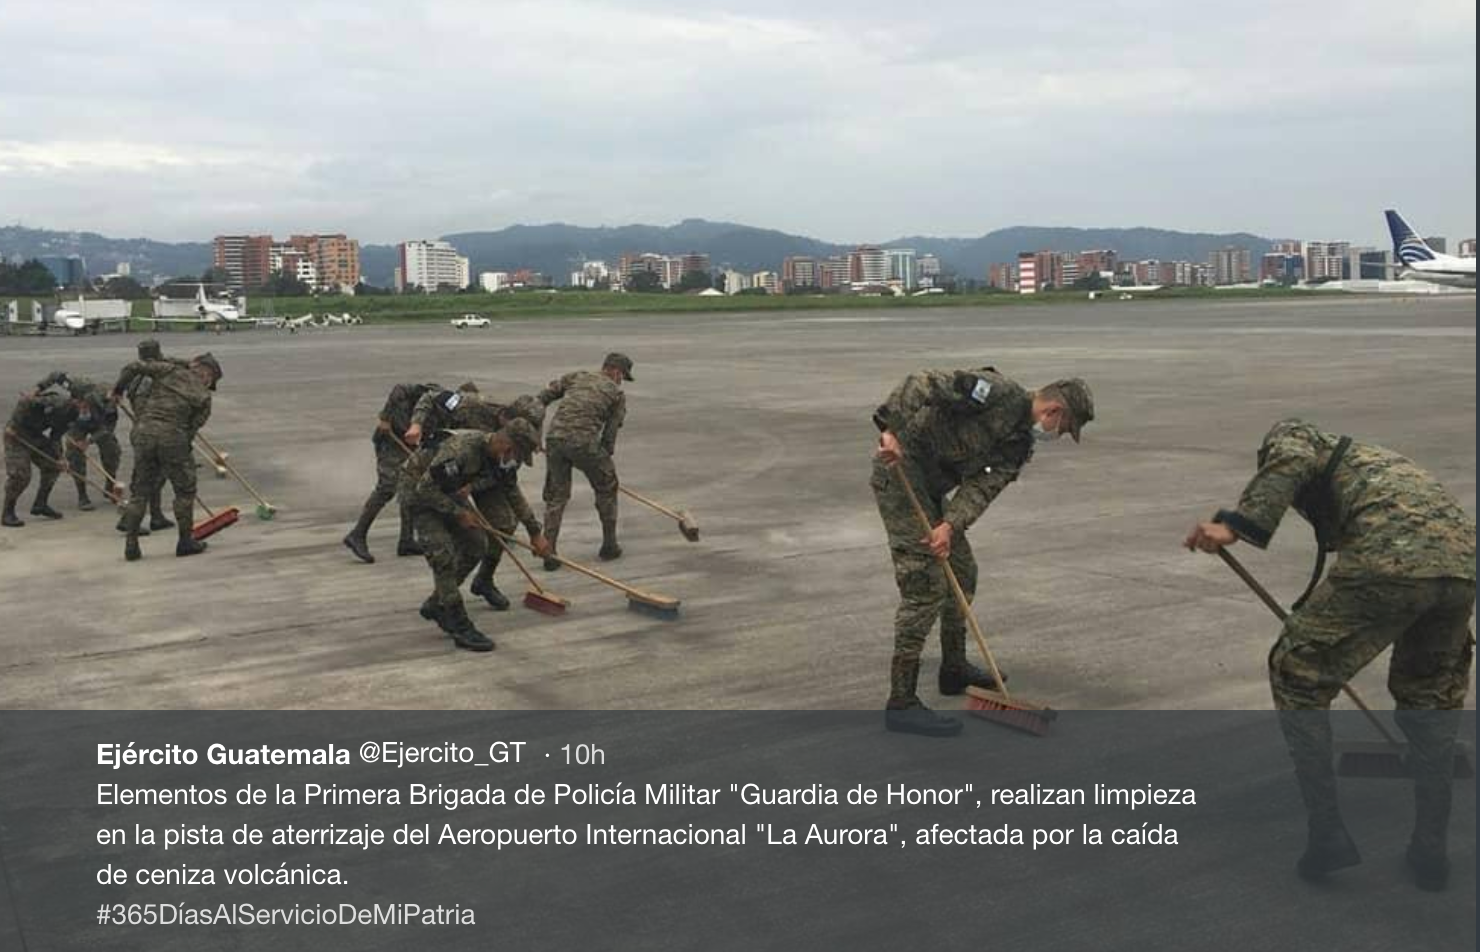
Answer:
112;358;214;556
539;359;629;561
1215;419;1476;874
871;369;1038;709
2;388;71;525
120;344;191;530
343;381;440;561
402;429;502;649
468;425;543;608
36;372;124;508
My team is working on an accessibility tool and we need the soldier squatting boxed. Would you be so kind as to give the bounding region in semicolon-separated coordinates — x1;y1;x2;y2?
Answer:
3;344;1474;891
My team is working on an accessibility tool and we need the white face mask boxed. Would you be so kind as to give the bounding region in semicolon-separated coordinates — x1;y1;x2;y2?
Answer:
1032;421;1062;443
499;458;520;471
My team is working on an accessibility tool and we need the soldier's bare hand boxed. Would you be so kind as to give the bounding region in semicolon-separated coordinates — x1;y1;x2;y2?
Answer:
456;509;481;529
404;424;422;447
530;533;552;557
1184;521;1237;553
923;521;953;559
876;431;902;465
376;418;392;433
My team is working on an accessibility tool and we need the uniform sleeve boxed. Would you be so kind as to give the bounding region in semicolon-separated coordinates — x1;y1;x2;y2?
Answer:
188;392;213;435
538;373;573;406
1216;432;1321;549
380;385;411;432
601;391;626;455
112;360;177;398
410;389;442;429
34;371;70;392
943;454;1026;530
873;372;958;441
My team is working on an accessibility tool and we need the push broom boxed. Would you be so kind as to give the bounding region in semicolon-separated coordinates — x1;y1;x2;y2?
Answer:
8;432;120;512
457;501;570;616
619;486;701;542
891;461;1056;735
194;430;276;521
494;527;681;620
1217;548;1472;780
70;434;239;541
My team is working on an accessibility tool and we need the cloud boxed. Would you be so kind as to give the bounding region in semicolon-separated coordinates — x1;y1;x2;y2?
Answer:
0;0;1472;244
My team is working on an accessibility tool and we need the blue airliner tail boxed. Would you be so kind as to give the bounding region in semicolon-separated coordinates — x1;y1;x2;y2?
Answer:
1385;209;1436;264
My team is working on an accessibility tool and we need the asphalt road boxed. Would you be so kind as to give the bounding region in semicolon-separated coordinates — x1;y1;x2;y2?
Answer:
0;294;1474;710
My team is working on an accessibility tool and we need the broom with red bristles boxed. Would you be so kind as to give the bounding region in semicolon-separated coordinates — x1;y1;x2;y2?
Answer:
891;461;1057;735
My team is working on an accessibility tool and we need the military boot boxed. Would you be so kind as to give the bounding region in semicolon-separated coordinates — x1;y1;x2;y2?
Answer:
2;495;23;528
175;523;207;558
419;595;444;627
938;662;1006;695
77;485;95;512
150;514;175;532
342;508;376;564
124;533;142;562
396;533;424;557
117;517;149;535
1398;709;1457;891
30;483;63;520
598;519;622;561
884;659;962;737
444;603;495;653
1295;816;1361;881
470;555;511;611
542;507;564;571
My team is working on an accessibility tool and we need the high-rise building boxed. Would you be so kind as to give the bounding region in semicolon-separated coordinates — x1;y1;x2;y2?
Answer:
36;255;88;288
818;257;850;290
1017;252;1039;294
1260;252;1303;284
1077;249;1118;277
397;240;469;292
918;255;941;278
1271;240;1302;255
1059;254;1081;287
1459;239;1476;257
479;272;510;292
884;248;917;290
1423;236;1447;253
270;244;318;288
848;246;889;284
751;271;779;294
289;234;361;291
1356;249;1392;280
724;270;751;295
1207;246;1252;285
679;253;710;276
987;263;1016;291
782;256;818;290
212;235;272;289
1304;241;1350;281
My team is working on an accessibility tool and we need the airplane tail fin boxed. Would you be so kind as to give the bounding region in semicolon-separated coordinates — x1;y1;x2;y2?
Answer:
1385;209;1436;264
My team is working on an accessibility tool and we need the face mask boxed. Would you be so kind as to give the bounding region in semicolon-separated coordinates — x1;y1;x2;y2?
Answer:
499;458;520;471
1032;421;1062;443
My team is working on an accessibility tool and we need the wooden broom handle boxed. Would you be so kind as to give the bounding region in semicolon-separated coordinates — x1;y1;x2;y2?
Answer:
458;500;549;596
194;430;275;511
1217;548;1403;747
890;461;1011;699
619;485;684;522
6;430;114;498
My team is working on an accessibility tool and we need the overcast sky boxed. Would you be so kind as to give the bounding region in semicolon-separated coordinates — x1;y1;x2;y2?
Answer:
0;0;1474;247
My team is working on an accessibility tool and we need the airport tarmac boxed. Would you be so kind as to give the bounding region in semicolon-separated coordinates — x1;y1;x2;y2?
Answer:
0;294;1474;710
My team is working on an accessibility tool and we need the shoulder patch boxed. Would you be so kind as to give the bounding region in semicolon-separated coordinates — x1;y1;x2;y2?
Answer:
440;391;462;412
970;378;992;405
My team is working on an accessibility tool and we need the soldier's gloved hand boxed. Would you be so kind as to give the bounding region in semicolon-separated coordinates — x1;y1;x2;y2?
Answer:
404;423;422;447
875;431;903;465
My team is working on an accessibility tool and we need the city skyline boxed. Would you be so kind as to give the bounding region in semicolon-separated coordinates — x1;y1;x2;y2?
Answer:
0;0;1472;247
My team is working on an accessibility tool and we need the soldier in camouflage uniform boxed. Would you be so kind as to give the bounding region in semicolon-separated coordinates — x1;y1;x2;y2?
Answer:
872;370;1094;737
1187;420;1476;890
112;353;222;561
35;371;124;511
342;381;442;563
114;339;190;535
538;353;632;569
467;420;548;611
2;385;82;526
402;420;547;652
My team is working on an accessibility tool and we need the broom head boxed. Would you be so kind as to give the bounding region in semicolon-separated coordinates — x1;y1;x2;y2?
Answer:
192;506;240;541
523;589;569;616
678;511;700;542
627;593;681;620
964;686;1057;736
255;503;276;521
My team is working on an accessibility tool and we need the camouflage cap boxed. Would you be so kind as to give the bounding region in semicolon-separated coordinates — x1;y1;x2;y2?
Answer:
499;417;541;465
458;380;479;393
1046;377;1094;442
193;352;223;390
137;338;163;360
603;352;635;381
